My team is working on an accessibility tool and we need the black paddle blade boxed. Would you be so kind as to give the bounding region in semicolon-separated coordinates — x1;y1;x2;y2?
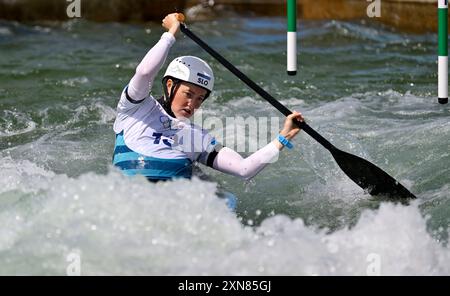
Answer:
331;148;416;199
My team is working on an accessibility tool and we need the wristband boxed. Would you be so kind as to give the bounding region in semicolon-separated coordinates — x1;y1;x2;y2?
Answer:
277;135;294;149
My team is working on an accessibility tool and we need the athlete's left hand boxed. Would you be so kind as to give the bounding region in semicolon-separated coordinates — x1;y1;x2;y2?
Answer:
280;111;304;140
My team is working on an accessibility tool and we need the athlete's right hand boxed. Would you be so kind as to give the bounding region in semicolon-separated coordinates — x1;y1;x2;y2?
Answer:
162;13;181;37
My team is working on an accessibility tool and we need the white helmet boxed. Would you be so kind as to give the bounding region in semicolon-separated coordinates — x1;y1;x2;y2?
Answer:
163;56;214;92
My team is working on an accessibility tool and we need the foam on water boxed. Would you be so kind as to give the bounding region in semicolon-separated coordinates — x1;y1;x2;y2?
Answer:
0;159;449;275
0;27;13;36
0;109;37;137
61;77;90;87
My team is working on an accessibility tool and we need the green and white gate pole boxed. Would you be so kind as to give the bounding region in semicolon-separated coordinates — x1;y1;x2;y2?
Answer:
438;0;448;104
287;0;297;76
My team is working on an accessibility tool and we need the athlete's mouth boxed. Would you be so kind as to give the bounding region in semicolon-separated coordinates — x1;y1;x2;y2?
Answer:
182;108;192;115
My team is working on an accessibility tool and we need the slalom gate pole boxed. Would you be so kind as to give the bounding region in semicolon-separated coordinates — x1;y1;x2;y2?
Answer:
438;0;448;104
287;0;297;76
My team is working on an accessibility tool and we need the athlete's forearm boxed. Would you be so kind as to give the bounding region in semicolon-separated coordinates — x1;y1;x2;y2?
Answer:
212;143;280;181
127;32;176;101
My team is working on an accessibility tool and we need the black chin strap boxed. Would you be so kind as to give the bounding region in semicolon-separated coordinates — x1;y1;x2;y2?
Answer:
160;78;181;118
157;96;175;117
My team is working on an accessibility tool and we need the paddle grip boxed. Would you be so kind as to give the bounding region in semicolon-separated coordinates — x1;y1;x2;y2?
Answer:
176;13;185;23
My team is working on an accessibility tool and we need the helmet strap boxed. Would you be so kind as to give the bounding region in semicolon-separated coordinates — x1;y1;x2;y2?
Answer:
160;77;181;118
203;90;211;101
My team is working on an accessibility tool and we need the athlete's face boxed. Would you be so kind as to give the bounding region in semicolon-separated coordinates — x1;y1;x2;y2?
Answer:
168;80;207;119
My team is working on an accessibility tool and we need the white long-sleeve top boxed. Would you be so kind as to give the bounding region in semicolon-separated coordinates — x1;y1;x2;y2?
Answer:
113;32;280;181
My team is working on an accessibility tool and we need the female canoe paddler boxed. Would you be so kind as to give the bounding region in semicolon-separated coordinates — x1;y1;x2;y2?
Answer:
112;13;304;209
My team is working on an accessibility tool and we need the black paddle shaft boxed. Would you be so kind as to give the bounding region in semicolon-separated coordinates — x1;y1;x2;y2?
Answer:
180;24;333;150
180;24;416;199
